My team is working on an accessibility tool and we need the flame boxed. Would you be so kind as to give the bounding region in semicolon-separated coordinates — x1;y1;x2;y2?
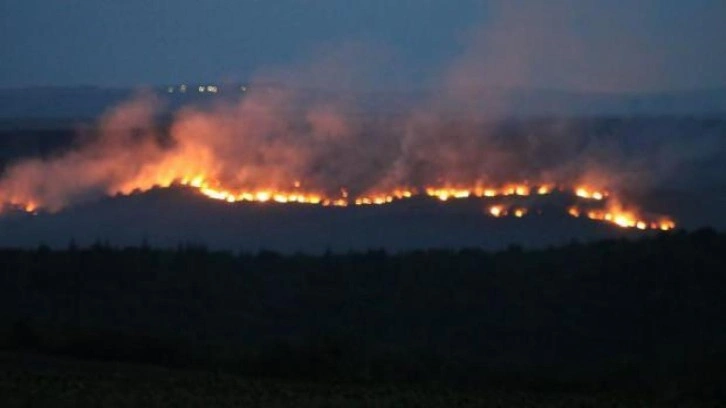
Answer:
489;205;506;217
422;183;549;201
1;172;676;231
575;186;607;200
537;184;554;195
425;187;471;201
565;204;675;231
485;205;527;219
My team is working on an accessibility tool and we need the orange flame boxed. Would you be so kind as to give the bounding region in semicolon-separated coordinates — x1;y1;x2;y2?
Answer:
0;173;676;232
574;186;607;200
566;203;675;231
489;205;506;217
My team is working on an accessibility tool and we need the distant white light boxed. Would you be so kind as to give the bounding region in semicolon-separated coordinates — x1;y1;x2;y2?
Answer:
179;84;187;93
198;86;205;93
240;85;247;92
167;86;174;93
206;85;218;93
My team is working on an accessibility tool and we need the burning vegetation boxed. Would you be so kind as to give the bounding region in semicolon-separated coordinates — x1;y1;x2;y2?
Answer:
183;179;674;231
0;93;676;231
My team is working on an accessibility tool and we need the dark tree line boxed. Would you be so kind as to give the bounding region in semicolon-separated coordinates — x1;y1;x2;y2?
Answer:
0;229;725;394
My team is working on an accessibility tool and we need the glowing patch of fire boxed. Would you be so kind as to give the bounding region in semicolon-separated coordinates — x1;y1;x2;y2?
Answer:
1;176;676;231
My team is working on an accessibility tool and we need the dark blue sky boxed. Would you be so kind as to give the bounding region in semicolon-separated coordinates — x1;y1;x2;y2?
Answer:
2;0;725;92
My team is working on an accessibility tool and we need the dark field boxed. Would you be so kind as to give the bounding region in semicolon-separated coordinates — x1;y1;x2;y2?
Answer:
0;353;714;407
1;230;725;405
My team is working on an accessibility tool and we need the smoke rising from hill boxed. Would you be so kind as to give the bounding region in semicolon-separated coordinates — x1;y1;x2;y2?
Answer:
1;2;724;226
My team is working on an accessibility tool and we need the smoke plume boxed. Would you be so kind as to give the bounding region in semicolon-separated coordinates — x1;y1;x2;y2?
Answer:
1;1;724;231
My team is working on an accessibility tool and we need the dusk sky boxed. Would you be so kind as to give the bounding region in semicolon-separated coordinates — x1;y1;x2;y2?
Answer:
2;0;725;92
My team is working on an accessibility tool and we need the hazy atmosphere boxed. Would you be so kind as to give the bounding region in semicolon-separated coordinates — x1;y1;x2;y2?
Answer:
2;1;726;406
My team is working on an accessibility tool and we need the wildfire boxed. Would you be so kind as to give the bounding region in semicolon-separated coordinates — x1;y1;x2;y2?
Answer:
537;184;554;195
489;205;506;217
575;186;607;200
422;183;549;202
0;174;676;231
353;189;415;205
426;187;471;201
566;205;676;231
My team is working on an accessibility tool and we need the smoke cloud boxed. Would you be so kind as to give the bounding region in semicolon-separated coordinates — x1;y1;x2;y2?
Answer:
1;1;724;223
